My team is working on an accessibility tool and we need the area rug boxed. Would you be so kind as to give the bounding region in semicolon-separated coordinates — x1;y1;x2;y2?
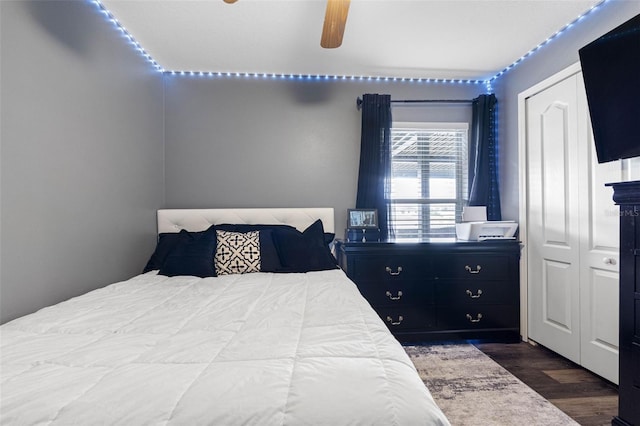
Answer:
405;344;579;426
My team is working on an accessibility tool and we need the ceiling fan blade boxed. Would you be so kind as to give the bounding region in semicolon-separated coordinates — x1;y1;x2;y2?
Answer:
321;0;350;49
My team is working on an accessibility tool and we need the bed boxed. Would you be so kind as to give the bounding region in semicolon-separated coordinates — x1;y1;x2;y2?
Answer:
0;208;449;425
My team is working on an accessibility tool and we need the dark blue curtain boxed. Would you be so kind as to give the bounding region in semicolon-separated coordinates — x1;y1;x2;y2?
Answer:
356;94;392;240
468;94;501;220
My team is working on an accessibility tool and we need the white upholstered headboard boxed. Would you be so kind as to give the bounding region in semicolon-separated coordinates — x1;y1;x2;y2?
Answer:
157;208;335;234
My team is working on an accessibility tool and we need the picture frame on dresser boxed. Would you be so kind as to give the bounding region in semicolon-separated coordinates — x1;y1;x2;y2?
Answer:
347;209;378;229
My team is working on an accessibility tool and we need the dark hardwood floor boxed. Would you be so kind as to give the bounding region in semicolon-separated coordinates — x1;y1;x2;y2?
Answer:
475;341;618;426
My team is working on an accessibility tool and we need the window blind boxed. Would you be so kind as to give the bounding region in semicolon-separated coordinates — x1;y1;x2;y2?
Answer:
389;122;469;240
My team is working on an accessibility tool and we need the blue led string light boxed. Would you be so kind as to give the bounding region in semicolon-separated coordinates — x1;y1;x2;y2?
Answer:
90;0;611;87
485;80;493;93
166;70;488;85
90;0;164;72
487;0;609;86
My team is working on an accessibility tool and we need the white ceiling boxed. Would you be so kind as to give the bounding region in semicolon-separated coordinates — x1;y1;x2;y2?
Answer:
101;0;604;81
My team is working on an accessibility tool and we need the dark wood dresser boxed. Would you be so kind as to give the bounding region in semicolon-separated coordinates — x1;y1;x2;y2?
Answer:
608;181;640;426
336;240;521;342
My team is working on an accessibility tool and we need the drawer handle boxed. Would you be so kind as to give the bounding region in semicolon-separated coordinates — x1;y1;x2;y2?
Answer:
465;265;482;274
386;315;404;326
466;289;483;299
385;266;403;276
385;290;403;301
466;313;483;323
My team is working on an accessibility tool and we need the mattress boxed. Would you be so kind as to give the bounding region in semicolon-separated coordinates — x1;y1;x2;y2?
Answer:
0;269;449;425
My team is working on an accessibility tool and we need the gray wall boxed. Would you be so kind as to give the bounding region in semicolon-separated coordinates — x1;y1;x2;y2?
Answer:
164;76;484;232
0;1;165;323
494;0;640;220
4;0;633;324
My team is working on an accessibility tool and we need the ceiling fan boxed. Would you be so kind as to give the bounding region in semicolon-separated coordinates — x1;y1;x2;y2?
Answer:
223;0;351;49
321;0;351;48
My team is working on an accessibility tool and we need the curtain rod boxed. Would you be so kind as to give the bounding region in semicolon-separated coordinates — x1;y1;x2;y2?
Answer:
392;99;473;104
356;97;473;109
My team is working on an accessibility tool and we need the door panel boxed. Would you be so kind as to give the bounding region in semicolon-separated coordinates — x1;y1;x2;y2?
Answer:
527;76;581;363
577;75;620;383
541;102;571;247
580;268;619;382
543;260;573;332
589;269;619;347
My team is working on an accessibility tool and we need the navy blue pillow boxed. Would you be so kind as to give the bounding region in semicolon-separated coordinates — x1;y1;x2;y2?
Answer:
273;219;338;272
324;232;335;245
143;232;193;273
158;225;217;278
214;225;283;272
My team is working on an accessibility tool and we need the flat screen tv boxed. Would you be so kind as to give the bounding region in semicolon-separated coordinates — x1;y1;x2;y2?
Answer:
578;13;640;163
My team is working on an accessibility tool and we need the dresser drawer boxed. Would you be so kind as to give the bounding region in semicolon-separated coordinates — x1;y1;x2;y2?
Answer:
357;280;435;306
433;254;510;280
375;306;436;331
437;305;518;330
350;255;427;281
436;281;516;305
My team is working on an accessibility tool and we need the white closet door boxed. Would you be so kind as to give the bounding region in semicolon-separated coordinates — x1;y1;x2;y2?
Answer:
526;75;581;363
577;73;620;384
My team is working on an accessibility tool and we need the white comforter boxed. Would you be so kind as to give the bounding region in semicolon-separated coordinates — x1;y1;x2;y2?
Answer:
1;269;449;425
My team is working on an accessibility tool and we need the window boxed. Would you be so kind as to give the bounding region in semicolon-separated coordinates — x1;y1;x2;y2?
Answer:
389;122;469;241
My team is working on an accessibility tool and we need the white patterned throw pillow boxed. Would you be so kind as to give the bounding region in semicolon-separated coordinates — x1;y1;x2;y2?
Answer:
215;230;261;275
